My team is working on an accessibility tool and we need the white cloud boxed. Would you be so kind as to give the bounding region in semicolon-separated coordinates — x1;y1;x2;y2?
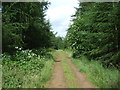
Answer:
45;0;79;37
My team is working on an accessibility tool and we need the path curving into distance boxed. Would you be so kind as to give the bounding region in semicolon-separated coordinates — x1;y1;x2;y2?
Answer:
48;50;95;88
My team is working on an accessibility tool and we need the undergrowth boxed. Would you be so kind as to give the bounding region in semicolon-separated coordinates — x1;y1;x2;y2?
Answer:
2;48;55;88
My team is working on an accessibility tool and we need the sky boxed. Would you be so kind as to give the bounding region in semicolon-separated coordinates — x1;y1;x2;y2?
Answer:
45;0;79;37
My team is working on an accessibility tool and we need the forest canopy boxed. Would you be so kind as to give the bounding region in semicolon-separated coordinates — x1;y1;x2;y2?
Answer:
65;2;120;68
2;1;58;54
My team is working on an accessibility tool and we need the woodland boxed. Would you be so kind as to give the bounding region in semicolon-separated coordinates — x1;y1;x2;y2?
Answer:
1;1;120;88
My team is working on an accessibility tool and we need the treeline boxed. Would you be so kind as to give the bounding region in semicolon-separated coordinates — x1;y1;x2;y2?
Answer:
2;1;57;88
2;1;62;54
66;2;120;68
52;36;64;49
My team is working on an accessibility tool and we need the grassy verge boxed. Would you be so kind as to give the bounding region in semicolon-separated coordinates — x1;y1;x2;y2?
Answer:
65;50;120;88
2;49;55;88
62;59;77;88
58;51;77;88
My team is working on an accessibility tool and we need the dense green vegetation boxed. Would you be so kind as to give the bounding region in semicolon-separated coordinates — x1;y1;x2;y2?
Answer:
2;2;64;53
52;36;64;50
65;2;120;68
72;57;120;88
1;1;120;88
2;2;54;53
65;2;120;88
65;50;120;88
2;1;58;88
2;49;54;88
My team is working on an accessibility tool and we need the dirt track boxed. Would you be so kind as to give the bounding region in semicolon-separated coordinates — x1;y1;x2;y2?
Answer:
48;52;67;88
48;50;95;88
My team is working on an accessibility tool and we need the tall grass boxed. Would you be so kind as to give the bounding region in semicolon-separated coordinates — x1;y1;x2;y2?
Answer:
72;56;120;88
65;50;120;88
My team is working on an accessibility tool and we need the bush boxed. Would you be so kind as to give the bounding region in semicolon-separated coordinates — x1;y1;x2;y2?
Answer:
2;49;54;88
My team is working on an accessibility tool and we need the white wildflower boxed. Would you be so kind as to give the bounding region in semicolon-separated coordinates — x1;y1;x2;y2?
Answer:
19;48;22;50
15;47;18;49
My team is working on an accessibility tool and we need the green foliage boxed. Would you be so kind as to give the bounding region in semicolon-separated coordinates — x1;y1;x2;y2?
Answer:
2;49;54;88
52;36;64;49
71;56;120;88
2;2;57;88
66;2;120;67
2;2;55;53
